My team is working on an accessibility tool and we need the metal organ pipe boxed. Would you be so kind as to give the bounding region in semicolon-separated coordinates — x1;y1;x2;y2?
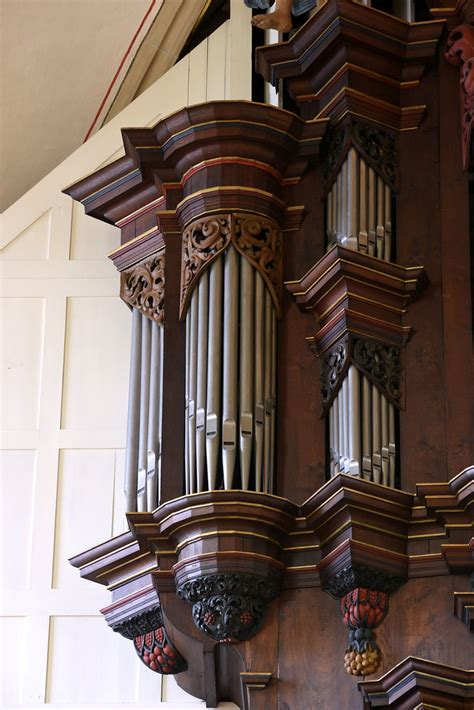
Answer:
184;246;277;494
124;308;164;512
325;147;398;488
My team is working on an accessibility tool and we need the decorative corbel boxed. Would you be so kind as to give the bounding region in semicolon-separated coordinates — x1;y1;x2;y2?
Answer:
445;23;474;170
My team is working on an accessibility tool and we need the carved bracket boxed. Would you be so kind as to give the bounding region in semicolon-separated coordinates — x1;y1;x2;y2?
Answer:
180;212;282;319
323;119;398;195
445;24;474;170
112;604;187;675
120;252;165;324
177;573;280;644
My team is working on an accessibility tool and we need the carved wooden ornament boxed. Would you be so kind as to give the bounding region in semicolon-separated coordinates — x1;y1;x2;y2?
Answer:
445;24;474;170
120;252;165;324
180;212;282;319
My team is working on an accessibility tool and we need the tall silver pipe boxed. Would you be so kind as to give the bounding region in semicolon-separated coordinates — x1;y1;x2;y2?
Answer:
381;393;389;487
347;148;359;250
342;375;350;473
206;256;223;490
348;365;360;475
362;375;372;481
269;306;277;494
341;158;348;246
368;167;376;257
332;394;339;476
327;188;333;249
263;288;273;493
254;270;265;492
338;387;344;473
359;158;368;254
384;184;392;262
376;176;385;259
239;257;254;490
124;308;142;512
372;385;382;484
157;324;164;505
188;290;198;493
146;322;160;511
185;309;190;494
137;314;151;512
389;403;396;488
336;170;343;246
222;247;238;489
196;271;209;493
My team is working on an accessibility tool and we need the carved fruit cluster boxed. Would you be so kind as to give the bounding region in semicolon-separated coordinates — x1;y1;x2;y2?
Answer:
344;645;380;676
134;627;187;675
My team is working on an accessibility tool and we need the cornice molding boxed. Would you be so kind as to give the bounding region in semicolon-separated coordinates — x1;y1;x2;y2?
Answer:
255;0;444;128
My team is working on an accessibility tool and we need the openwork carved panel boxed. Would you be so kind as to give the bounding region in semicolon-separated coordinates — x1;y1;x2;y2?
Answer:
353;338;401;404
323;120;398;193
180;214;232;317
180;213;282;318
320;338;349;411
121;252;165;324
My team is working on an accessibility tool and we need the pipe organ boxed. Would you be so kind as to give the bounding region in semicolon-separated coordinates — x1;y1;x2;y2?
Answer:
324;142;398;486
185;240;277;495
66;2;474;708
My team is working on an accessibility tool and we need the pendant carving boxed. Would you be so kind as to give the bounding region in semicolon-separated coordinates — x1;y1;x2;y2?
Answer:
177;573;280;643
341;588;389;677
180;213;282;318
120;252;165;324
112;605;187;675
445;24;474;170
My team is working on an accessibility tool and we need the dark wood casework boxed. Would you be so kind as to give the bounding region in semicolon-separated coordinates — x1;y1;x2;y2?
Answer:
65;1;473;707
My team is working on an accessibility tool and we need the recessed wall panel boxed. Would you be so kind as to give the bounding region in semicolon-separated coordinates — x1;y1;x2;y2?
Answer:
0;617;26;705
69;201;120;260
0;450;36;590
46;616;139;704
61;296;130;430
0;298;45;430
52;449;115;589
1;209;51;260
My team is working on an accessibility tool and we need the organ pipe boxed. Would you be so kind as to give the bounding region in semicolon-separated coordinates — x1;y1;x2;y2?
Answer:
184;246;277;494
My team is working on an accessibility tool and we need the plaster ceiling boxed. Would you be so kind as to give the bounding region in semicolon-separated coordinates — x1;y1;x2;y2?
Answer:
1;0;153;212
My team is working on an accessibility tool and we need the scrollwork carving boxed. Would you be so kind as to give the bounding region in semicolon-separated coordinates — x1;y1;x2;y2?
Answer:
180;215;232;316
180;213;282;318
121;253;165;324
112;606;163;639
324;563;404;599
352;122;398;188
353;338;401;403
177;573;280;643
320;339;348;410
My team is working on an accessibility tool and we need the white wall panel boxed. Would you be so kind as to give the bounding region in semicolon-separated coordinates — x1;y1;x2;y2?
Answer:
46;616;140;704
0;297;45;430
61;297;130;430
0;13;250;709
1;210;51;260
52;449;116;589
0;450;37;590
70;202;121;260
0;617;27;706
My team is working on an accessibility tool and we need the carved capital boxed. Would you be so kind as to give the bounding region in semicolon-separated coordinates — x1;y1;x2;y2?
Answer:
177;573;280;643
120;252;165;324
180;213;282;318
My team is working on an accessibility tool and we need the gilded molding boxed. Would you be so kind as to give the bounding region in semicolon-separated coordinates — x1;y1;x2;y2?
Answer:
120;252;165;324
180;212;283;319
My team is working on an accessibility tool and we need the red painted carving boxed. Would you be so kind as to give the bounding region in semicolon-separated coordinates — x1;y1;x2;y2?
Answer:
445;24;474;169
340;588;389;677
134;626;187;675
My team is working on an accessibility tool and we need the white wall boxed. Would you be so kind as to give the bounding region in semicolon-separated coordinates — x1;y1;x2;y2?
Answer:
0;5;250;708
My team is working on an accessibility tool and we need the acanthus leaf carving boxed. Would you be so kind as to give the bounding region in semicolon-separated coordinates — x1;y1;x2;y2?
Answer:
320;338;349;413
180;213;282;319
352;338;402;407
121;252;165;325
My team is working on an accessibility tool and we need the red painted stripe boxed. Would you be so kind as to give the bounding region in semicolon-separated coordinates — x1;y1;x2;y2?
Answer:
84;0;157;142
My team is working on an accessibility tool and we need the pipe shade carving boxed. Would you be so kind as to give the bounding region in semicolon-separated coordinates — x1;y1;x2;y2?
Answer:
120;252;165;325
